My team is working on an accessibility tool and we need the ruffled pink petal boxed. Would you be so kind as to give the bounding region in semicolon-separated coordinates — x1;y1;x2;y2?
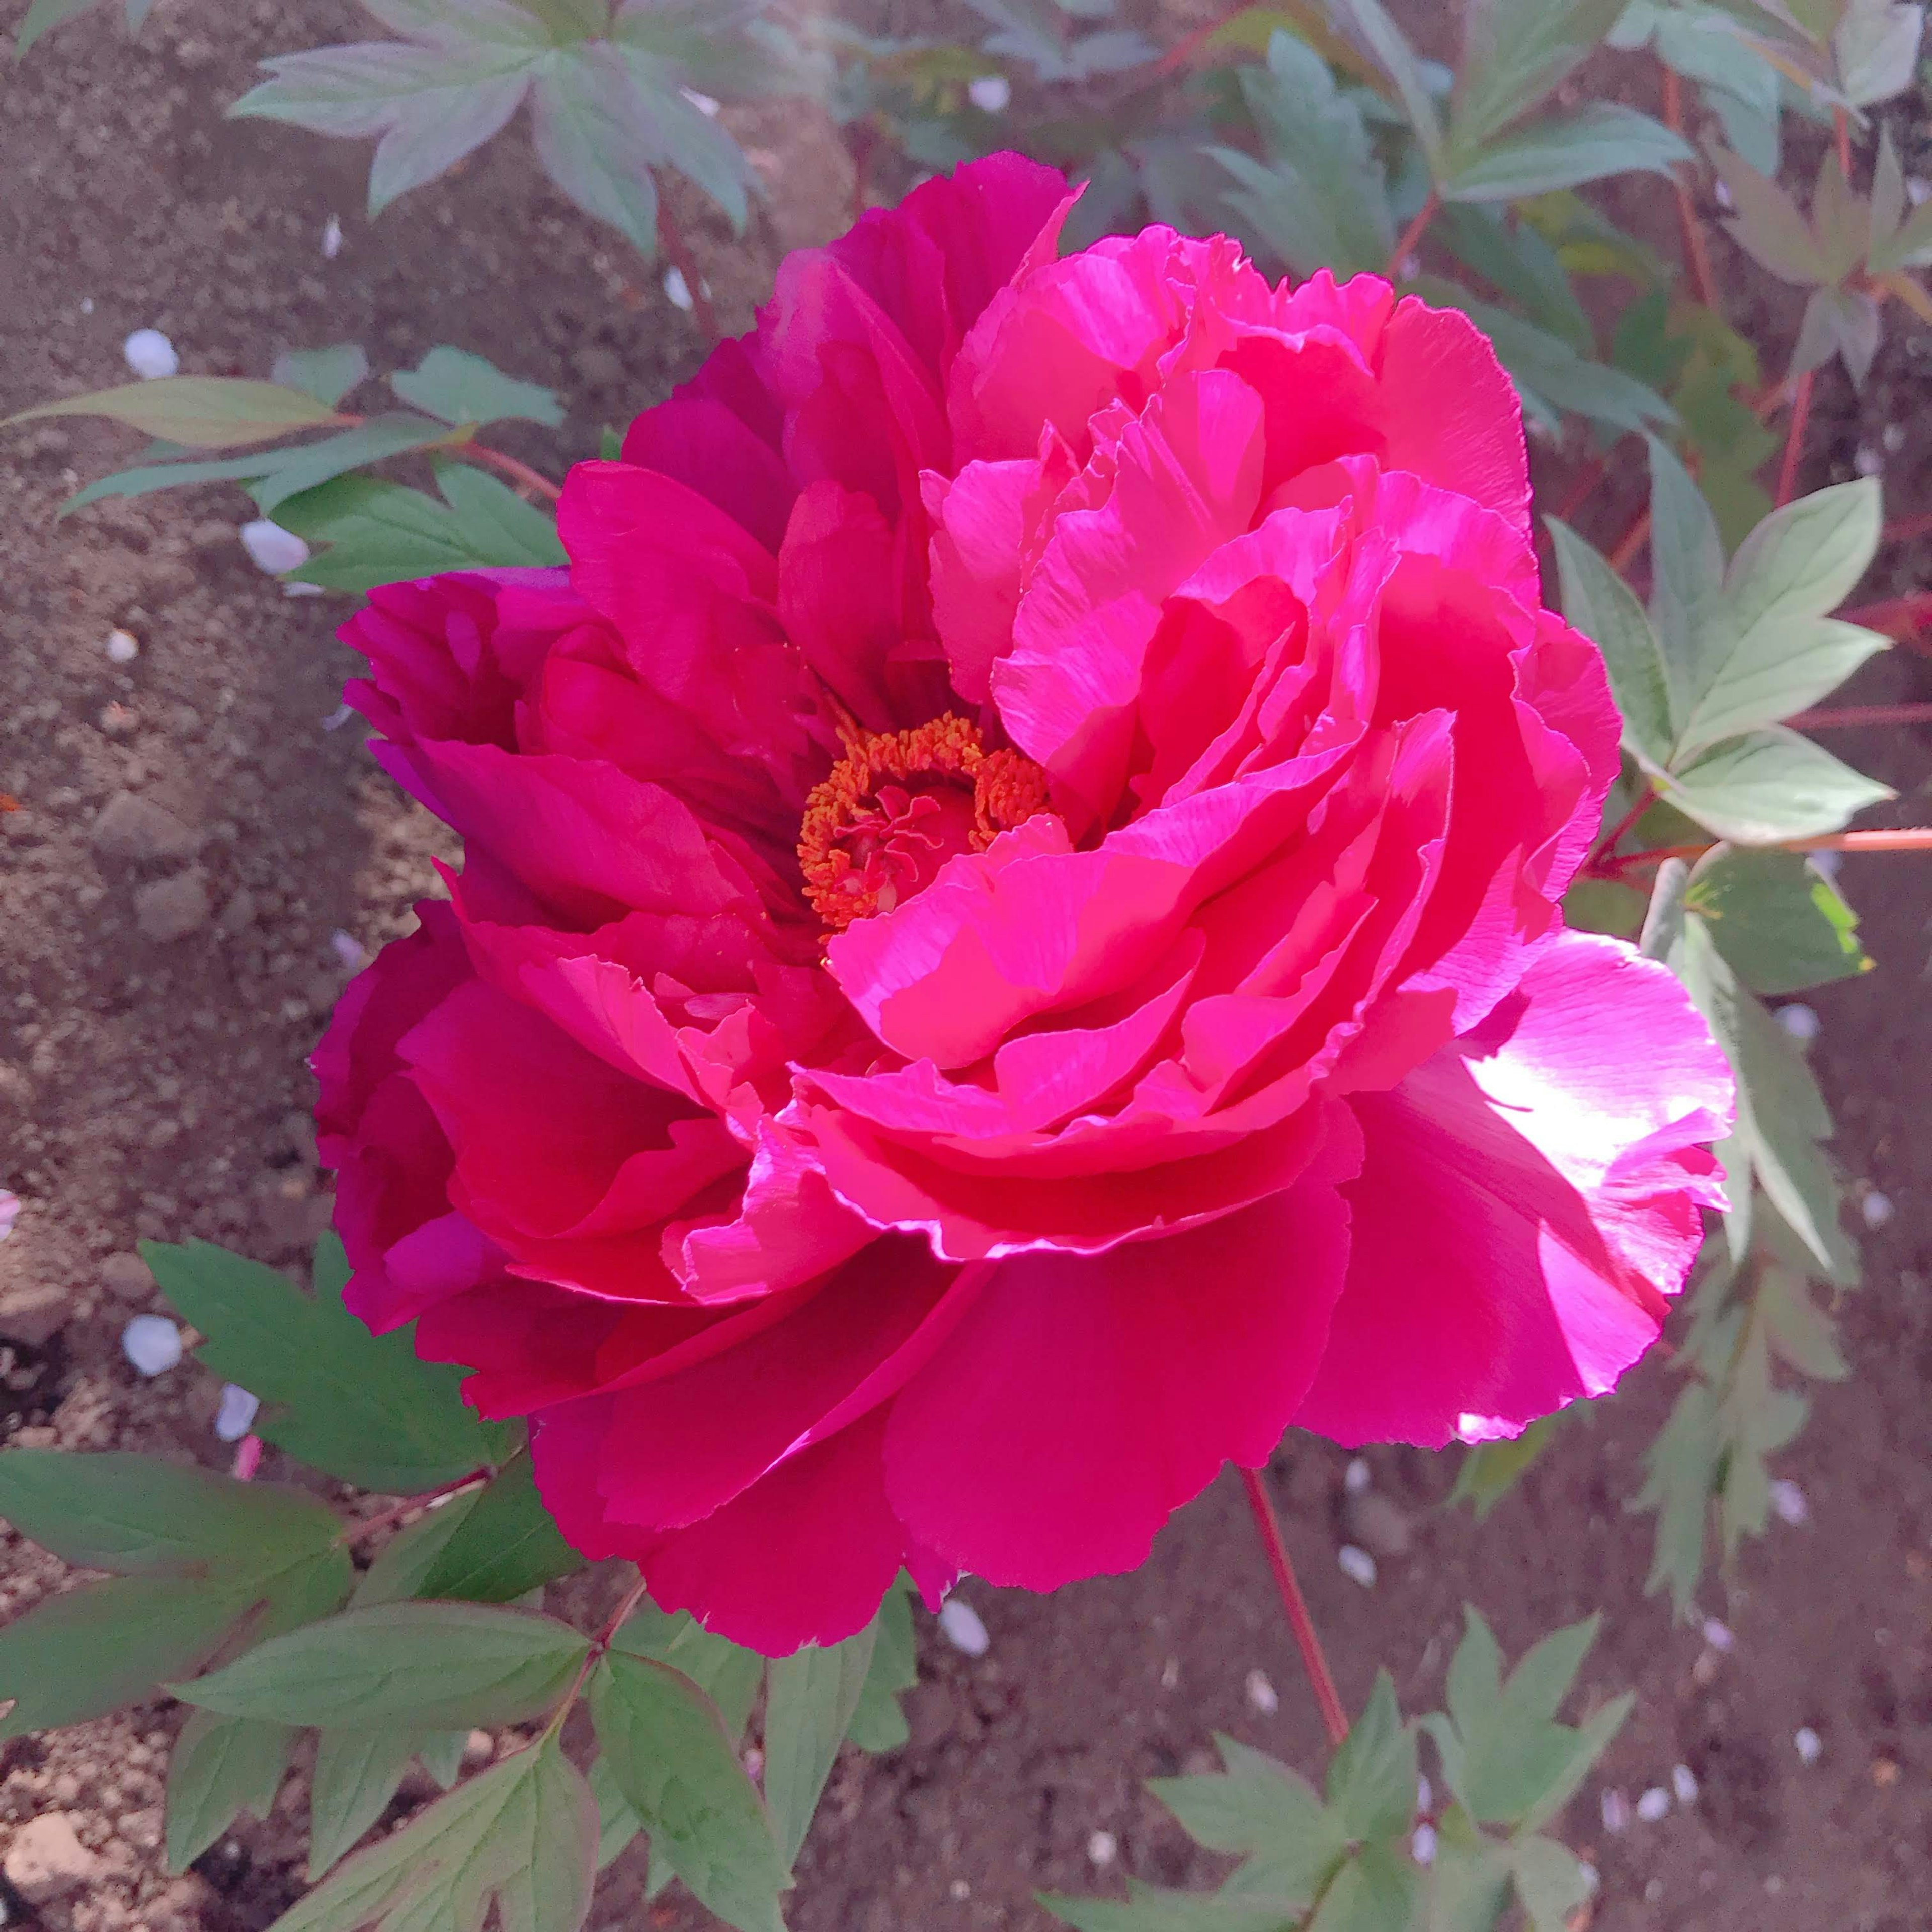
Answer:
1296;933;1734;1447
880;1103;1361;1587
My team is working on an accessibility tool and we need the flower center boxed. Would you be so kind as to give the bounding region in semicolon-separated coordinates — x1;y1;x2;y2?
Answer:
797;715;1052;930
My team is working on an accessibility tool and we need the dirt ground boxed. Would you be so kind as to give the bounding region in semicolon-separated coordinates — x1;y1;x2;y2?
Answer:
0;4;1927;1930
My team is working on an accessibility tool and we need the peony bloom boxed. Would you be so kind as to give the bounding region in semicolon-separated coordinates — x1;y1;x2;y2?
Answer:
316;155;1732;1653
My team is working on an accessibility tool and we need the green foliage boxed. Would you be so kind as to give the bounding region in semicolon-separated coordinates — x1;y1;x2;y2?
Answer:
391;347;566;427
13;0;153;57
167;1709;298;1873
4;377;340;449
964;0;1157;82
1446;1414;1563;1520
418;1454;584;1604
846;1577;919;1752
1683;845;1869;993
145;1235;511;1494
764;1624;879;1866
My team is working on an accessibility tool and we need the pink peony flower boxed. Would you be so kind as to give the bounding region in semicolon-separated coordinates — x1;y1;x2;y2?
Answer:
317;155;1732;1653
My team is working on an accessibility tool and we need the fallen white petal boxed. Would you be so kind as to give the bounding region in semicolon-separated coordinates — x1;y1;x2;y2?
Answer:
214;1384;261;1442
1776;1003;1819;1042
124;328;179;380
1416;1775;1432;1814
1794;1726;1822;1766
1343;1455;1371;1494
1672;1763;1699;1805
106;627;141;665
1411;1824;1437;1866
1855;445;1883;478
1862;1189;1894;1229
938;1595;990;1657
331;930;370;972
283;582;326;599
1600;1788;1630;1834
321;702;356;732
1244;1667;1278;1716
122;1314;184;1377
1770;1479;1808;1526
240;519;311;575
322;214;344;259
1086;1831;1117;1869
1811;847;1843;882
1636;1786;1670;1823
968;73;1012;113
1337;1544;1378;1588
0;1191;18;1242
663;266;695;313
1702;1617;1735;1652
680;86;721;116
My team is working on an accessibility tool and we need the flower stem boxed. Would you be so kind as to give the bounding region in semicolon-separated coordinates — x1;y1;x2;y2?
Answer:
1591;786;1655;868
1843;590;1932;639
657;200;721;348
1663;65;1719;311
1386;190;1439;282
1835;105;1853;179
1776;369;1814;507
1595;827;1932;876
457;442;562;504
337;1466;492;1545
1609;508;1651;576
1239;1465;1349;1748
1790;702;1932;729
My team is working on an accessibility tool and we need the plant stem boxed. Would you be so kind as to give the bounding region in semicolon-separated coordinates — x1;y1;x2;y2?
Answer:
1834;105;1853;179
1596;826;1932;876
1609;508;1651;576
457;442;562;504
1776;369;1813;506
1663;65;1719;311
1239;1465;1349;1748
657;200;721;348
1884;511;1932;547
545;1568;655;1739
1591;786;1655;868
1791;702;1932;729
1843;590;1932;638
338;1466;492;1545
1386;190;1439;281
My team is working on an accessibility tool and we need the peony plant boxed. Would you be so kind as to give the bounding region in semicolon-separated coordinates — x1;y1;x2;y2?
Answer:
2;2;1924;1928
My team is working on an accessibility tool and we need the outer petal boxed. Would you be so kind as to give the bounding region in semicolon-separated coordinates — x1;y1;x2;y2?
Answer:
1296;933;1734;1446
880;1103;1361;1588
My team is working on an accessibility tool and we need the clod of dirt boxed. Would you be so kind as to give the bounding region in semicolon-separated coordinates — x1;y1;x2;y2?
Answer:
0;1275;69;1348
100;1253;156;1303
89;791;201;864
4;1811;103;1902
134;868;213;942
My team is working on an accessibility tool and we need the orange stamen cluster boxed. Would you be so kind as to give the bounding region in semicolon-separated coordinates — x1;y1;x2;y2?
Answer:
798;715;1053;930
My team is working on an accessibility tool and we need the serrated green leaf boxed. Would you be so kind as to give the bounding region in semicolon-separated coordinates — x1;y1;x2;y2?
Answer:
1757;1264;1850;1378
418;1454;582;1605
178;1602;589;1730
1646;436;1727;728
1510;1836;1592;1931
353;1493;485;1608
1447;1414;1561;1519
609;1598;763;1741
275;472;554;590
1326;1672;1416;1841
4;378;340;450
1712;146;1830;284
1546;517;1673;765
846;1579;918;1753
267;1733;596;1932
1446;103;1691;201
308;1727;423;1879
1152;1741;1344;1905
167;1710;298;1874
589;1652;790;1932
1332;0;1443;168
1632;1379;1721;1615
430;459;567;562
1422;1827;1513;1932
764;1623;877;1866
144;1235;504;1494
1452;0;1629;152
248;414;456;514
272;345;372;409
1519;1693;1633;1834
1685;845;1869;993
1792;284;1883;386
1717;1318;1811;1553
1663;727;1892;843
391;347;564;429
1307;1843;1422;1932
1439;205;1591;349
0;1448;341;1578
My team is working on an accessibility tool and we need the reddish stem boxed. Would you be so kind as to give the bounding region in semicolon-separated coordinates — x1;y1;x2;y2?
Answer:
1790;703;1932;729
1554;451;1609;523
1592;787;1655;867
1776;370;1813;507
1595;826;1932;876
657;200;721;347
339;1466;491;1545
1842;590;1932;637
1386;190;1439;281
458;442;561;504
1609;508;1652;576
1883;512;1932;547
1239;1466;1349;1748
1835;105;1853;179
1663;66;1719;311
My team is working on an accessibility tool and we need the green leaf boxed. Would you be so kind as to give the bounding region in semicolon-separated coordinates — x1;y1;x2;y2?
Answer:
1685;845;1869;994
248;414;457;514
62;451;286;514
1545;517;1673;765
1645;436;1727;728
4;378;340;450
352;1493;485;1607
272;345;372;409
166;1710;297;1874
15;0;112;56
1639;856;1693;963
1632;1378;1722;1616
1331;0;1444;169
1452;0;1629;152
1423;1828;1513;1932
267;1734;596;1932
143;1235;505;1494
178;1603;590;1731
1326;1672;1416;1841
1757;1264;1850;1378
308;1727;423;1879
846;1580;918;1753
1043;1883;1303;1932
1663;727;1892;843
1792;284;1883;387
1712;146;1829;285
588;1753;641;1871
1151;1739;1345;1906
1445;103;1691;201
1510;1836;1592;1931
1307;1844;1422;1932
588;1652;791;1932
430;460;568;564
0;1448;341;1577
610;1598;763;1742
1833;0;1924;102
1438;205;1591;350
764;1624;878;1867
276;473;556;591
419;1454;582;1605
391;347;565;429
1447;1414;1560;1519
1716;1317;1812;1554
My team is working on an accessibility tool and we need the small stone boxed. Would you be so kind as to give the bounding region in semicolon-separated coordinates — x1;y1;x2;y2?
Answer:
122;1313;184;1377
1343;1490;1413;1558
1672;1763;1699;1805
1244;1667;1278;1715
217;887;260;934
1636;1786;1670;1823
91;790;200;862
1794;1726;1822;1766
101;1252;156;1302
1343;1455;1371;1494
938;1595;990;1657
214;1384;260;1442
1769;1479;1808;1526
1086;1831;1117;1869
1336;1544;1378;1588
1862;1189;1894;1229
5;1812;103;1902
135;868;212;942
105;627;140;665
239;520;311;576
570;346;624;390
124;329;179;380
0;1277;70;1347
948;1879;971;1901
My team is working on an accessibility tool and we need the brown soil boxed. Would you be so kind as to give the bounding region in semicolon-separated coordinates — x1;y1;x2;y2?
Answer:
0;5;1927;1931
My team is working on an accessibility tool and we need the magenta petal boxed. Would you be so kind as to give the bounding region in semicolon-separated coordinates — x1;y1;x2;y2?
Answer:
881;1104;1361;1588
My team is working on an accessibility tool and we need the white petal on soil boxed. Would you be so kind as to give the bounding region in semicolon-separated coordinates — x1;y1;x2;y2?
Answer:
1337;1544;1378;1588
1701;1617;1735;1652
1794;1726;1822;1765
124;328;179;379
331;930;369;972
1672;1763;1699;1805
968;73;1012;113
680;86;721;116
1636;1786;1670;1823
240;519;311;575
1769;1479;1809;1526
663;266;695;313
1244;1667;1278;1715
0;1191;18;1241
1776;1003;1819;1042
1411;1824;1437;1866
122;1314;184;1377
106;627;141;665
1862;1189;1895;1229
321;703;355;732
322;214;344;259
1600;1788;1631;1834
1086;1831;1117;1869
1343;1455;1371;1493
214;1384;261;1442
938;1596;990;1657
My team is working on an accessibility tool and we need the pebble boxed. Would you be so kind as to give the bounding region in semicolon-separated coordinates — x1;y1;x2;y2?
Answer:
1862;1189;1894;1229
571;345;624;390
1244;1668;1278;1715
1085;1830;1117;1869
214;1383;261;1441
1769;1479;1809;1526
122;1313;184;1376
1601;1788;1631;1834
0;1277;69;1347
322;214;343;259
91;790;201;863
1343;1455;1371;1493
105;627;141;665
968;73;1012;113
134;867;213;942
239;519;311;575
123;328;179;380
1776;1003;1819;1042
1672;1763;1699;1805
938;1596;990;1657
1336;1544;1378;1588
1636;1786;1670;1823
331;930;370;972
102;1251;156;1302
1344;1490;1413;1558
1411;1823;1437;1866
1701;1617;1735;1652
1794;1726;1823;1766
4;1812;102;1902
